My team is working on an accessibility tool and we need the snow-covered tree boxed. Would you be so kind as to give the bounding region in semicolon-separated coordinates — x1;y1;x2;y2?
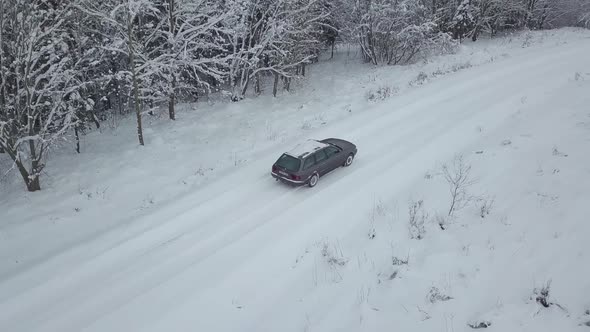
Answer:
317;0;340;59
473;0;527;38
224;0;327;99
157;0;232;120
350;0;443;65
450;0;477;41
537;0;590;29
0;0;91;191
79;0;166;146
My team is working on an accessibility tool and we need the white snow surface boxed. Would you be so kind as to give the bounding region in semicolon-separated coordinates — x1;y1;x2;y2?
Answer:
287;139;329;158
1;29;590;332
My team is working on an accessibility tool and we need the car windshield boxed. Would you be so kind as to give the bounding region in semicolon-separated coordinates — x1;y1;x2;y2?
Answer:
276;154;301;172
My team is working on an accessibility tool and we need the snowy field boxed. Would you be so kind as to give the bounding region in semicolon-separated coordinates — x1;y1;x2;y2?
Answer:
1;28;590;332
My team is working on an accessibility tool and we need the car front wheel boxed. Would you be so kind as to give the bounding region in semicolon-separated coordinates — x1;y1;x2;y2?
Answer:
344;153;354;167
308;173;319;187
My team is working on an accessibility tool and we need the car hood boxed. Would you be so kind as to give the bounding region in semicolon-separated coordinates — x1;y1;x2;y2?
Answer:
320;138;356;151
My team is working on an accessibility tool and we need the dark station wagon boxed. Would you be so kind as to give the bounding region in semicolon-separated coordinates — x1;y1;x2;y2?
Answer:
271;138;357;187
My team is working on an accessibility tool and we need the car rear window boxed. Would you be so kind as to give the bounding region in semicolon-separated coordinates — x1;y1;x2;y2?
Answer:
276;154;301;172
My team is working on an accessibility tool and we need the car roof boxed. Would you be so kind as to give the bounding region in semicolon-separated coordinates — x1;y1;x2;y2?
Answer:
286;139;329;159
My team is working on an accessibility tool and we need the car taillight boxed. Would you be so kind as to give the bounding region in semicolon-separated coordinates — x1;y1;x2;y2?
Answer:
272;165;277;172
291;174;301;181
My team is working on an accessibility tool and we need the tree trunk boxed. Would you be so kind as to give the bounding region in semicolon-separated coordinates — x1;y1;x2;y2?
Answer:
526;0;537;28
0;143;39;191
538;4;548;29
272;72;279;97
283;76;291;91
240;72;251;97
0;0;6;112
75;126;81;153
26;95;42;191
330;42;334;59
15;160;33;191
28;178;41;191
169;76;176;120
301;63;306;77
254;72;261;95
128;12;144;146
91;112;100;129
168;0;176;120
366;29;378;65
132;69;144;146
116;81;124;115
27;160;42;191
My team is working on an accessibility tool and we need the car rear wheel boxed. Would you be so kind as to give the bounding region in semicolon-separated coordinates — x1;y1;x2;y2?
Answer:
308;173;319;187
344;153;354;167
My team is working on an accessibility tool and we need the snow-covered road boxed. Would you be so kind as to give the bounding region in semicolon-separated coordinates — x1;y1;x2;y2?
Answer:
1;33;590;332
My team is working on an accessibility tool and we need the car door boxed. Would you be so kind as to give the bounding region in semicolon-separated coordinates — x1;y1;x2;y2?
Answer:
313;149;330;175
301;154;316;179
323;145;343;172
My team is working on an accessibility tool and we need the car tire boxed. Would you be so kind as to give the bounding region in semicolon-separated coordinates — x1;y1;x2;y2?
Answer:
344;153;354;167
308;173;319;187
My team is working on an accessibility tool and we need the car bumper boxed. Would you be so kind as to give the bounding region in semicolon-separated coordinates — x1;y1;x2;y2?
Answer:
271;172;307;186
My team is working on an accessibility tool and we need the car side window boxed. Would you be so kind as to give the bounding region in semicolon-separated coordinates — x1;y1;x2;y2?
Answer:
314;149;328;164
325;146;340;158
303;156;315;170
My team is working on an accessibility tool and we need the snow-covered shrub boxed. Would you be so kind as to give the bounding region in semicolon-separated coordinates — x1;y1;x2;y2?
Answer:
356;285;372;304
501;139;512;146
374;199;387;217
425;32;459;57
78;186;110;200
450;0;477;41
301;119;313;130
427;286;453;303
478;197;494;219
265;121;279;141
320;240;348;267
581;309;590;327
367;224;376;240
351;0;443;65
530;279;568;313
434;213;449;230
533;280;553;308
581;11;590;28
521;30;534;48
391;255;409;266
367;207;376;239
552;146;568;157
468;321;492;329
365;85;398;102
409;72;429;86
367;198;388;239
442;155;476;217
450;62;473;72
417;306;431;320
408;200;427;239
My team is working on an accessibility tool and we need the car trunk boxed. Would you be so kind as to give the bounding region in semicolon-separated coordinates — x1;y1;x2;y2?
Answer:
273;154;302;181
